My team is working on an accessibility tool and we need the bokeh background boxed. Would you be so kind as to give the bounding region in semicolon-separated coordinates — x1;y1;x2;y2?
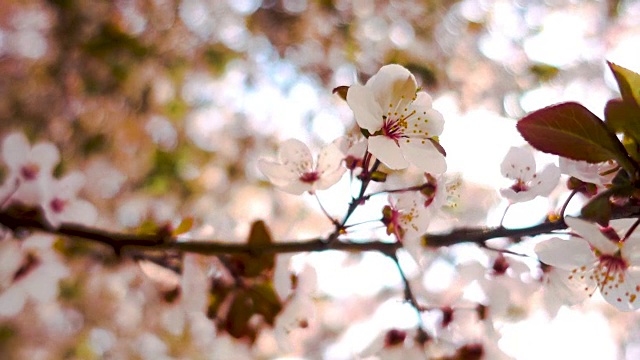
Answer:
1;0;640;359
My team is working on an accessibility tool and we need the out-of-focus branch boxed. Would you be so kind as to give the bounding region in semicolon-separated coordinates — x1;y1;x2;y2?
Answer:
1;204;639;257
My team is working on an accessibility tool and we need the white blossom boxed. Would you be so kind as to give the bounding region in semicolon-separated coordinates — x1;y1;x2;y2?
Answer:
536;217;640;311
499;147;560;203
258;138;346;195
346;64;446;173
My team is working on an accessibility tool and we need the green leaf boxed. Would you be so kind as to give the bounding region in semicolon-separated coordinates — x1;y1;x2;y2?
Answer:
607;62;640;107
517;102;634;172
248;283;283;326
225;291;255;340
605;99;640;140
580;193;612;226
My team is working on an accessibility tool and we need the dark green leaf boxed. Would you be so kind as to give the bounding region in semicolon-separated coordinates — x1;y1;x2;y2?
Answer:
581;193;612;226
605;99;640;141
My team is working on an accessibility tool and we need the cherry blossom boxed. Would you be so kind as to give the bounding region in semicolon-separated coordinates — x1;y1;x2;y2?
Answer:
346;64;446;174
535;217;640;311
0;234;69;317
258;138;346;195
559;158;617;186
42;171;98;227
499;146;560;203
382;193;431;260
0;132;59;207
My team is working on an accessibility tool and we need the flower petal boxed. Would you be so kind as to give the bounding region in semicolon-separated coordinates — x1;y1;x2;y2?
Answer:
399;139;447;174
367;64;416;110
31;142;60;174
565;217;619;255
535;237;596;270
346;84;384;133
529;164;560;197
278;139;313;172
368;136;409;170
55;171;86;199
257;159;296;187
598;268;640;311
2;132;30;170
500;147;536;181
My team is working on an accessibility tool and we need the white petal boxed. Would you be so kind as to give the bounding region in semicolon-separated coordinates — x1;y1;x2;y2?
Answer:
623;232;640;266
368;136;409;170
565;217;619;255
499;188;536;203
346;84;384;133
535;237;596;269
2;132;29;170
30;142;60;174
405;93;444;136
367;64;416;109
282;180;311;195
278;139;313;172
316;141;345;175
59;200;98;226
599;268;640;311
0;286;26;316
399;139;446;174
55;171;86;199
529;164;560;196
257;159;296;187
315;167;345;191
500;147;535;181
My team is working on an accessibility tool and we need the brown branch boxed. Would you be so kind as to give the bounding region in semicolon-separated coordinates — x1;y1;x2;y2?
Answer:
1;203;640;257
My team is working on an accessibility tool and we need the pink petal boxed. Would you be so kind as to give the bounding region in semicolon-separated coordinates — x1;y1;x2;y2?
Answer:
368;136;409;170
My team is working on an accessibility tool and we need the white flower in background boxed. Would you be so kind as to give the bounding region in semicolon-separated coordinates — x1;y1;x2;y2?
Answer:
559;158;617;186
535;217;640;311
274;265;317;351
346;64;446;173
499;146;560;203
43;171;98;227
0;234;69;317
258;138;346;195
0;132;59;206
382;193;430;261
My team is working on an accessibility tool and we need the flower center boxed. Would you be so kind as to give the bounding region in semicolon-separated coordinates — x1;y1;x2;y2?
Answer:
382;116;407;141
50;198;66;213
299;172;319;184
510;179;528;193
20;163;40;180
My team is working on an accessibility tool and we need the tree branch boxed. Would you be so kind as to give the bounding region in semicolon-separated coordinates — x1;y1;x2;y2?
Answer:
1;203;639;257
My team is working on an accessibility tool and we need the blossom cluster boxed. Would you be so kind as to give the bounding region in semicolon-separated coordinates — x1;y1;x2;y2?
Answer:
0;132;97;228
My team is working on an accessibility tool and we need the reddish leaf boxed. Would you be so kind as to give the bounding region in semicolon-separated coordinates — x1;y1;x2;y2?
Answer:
517;102;630;167
230;220;275;278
